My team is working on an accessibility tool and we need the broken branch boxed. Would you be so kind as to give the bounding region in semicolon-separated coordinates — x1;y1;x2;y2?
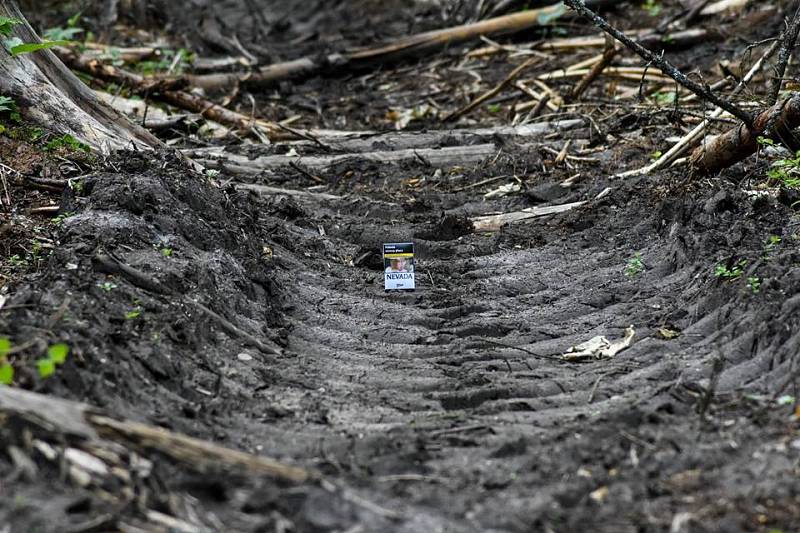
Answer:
563;0;753;127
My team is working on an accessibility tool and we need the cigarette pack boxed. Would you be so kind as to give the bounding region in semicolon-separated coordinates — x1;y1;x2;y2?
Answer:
383;243;415;291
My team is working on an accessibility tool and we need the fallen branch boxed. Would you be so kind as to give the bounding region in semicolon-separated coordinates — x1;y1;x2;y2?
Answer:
184;119;584;156
55;47;278;139
443;56;541;122
563;0;753;127
567;36;617;102
196;144;501;173
173;0;626;91
617;37;781;176
690;94;800;174
768;4;800;104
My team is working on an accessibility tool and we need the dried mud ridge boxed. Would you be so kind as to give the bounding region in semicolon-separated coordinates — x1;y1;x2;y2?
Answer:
2;131;800;531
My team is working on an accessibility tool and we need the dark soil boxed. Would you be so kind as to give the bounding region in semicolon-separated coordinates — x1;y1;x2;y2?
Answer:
3;0;800;532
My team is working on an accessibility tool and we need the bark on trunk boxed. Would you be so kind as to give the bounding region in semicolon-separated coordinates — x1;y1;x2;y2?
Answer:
0;0;158;151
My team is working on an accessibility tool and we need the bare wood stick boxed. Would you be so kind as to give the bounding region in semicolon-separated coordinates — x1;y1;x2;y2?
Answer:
443;57;541;121
768;4;800;105
567;36;617;102
563;0;753;127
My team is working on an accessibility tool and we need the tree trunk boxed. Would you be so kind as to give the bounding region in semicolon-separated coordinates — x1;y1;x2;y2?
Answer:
0;0;158;151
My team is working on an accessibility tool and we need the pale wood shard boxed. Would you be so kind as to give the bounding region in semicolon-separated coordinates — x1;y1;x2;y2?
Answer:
235;183;342;200
471;201;586;232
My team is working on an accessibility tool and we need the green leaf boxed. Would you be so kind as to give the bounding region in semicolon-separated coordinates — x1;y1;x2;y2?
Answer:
0;337;10;357
47;343;69;364
11;40;71;56
0;16;21;38
777;394;795;406
0;363;13;385
0;95;15;113
125;309;141;320
36;358;55;378
43;27;83;41
67;12;82;28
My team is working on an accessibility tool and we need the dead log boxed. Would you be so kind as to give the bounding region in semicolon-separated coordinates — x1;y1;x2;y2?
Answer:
690;94;800;175
196;144;501;174
0;0;158;151
184;119;584;157
193;137;588;176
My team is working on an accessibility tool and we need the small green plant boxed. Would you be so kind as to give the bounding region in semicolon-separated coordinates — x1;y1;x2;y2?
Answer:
651;91;676;106
0;95;15;113
0;95;21;133
0;337;13;385
650;150;663;161
43;12;84;42
642;0;661;16
625;253;645;277
125;308;142;320
486;103;502;113
0;339;70;383
757;136;775;147
7;254;28;268
747;276;761;294
98;281;117;292
0;15;21;38
766;149;800;189
36;343;69;378
1;15;71;56
766;235;782;249
160;247;173;258
714;259;747;281
136;48;194;75
44;134;90;153
51;212;75;226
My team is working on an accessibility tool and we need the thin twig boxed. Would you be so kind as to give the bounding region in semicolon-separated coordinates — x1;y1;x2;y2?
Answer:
443;56;541;121
563;0;753;127
568;36;617;102
768;4;800;105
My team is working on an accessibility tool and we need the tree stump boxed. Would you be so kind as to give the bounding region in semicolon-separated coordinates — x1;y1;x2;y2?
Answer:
0;0;158;151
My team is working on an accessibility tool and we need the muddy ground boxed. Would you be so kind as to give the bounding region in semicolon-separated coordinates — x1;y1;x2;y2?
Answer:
2;0;800;531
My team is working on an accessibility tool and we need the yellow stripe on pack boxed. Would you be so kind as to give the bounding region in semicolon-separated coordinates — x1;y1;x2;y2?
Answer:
384;253;414;258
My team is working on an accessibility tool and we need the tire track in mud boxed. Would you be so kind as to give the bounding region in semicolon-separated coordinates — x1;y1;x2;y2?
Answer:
4;149;800;531
249;166;800;530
